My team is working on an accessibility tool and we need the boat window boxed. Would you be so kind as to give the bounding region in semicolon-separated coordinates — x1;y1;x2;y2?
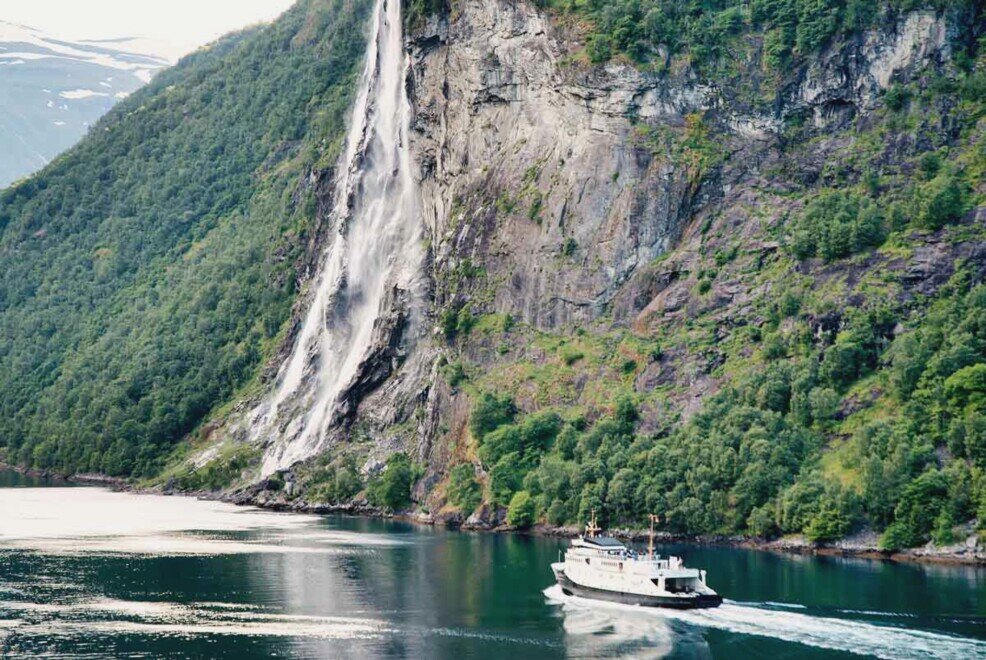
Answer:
660;578;695;594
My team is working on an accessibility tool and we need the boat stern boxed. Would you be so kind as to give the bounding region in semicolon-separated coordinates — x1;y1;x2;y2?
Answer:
678;591;723;609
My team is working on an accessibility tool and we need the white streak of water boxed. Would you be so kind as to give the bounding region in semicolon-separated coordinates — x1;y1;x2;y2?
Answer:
250;0;421;476
544;585;986;660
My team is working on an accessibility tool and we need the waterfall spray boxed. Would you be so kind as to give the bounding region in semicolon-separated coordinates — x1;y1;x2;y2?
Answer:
252;0;422;476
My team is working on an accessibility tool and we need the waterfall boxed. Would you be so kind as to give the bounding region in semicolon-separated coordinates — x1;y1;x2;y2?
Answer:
252;0;422;476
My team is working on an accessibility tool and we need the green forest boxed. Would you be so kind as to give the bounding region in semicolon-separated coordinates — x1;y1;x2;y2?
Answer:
537;0;982;71
0;0;373;477
457;279;986;550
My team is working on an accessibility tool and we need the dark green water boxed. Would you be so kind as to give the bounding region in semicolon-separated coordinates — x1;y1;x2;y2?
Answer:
1;472;984;659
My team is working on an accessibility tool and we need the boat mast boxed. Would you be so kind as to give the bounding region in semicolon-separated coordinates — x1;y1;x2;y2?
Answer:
585;509;601;538
648;514;659;559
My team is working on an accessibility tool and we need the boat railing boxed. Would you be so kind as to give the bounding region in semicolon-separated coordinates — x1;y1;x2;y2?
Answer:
631;555;685;570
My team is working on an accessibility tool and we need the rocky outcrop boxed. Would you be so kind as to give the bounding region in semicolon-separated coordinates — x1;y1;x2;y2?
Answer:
787;10;950;127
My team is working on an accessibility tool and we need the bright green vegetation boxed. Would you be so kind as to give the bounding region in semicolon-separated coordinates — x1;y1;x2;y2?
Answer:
465;278;985;549
506;490;537;527
789;191;887;261
304;455;364;504
539;0;980;74
168;445;261;492
367;452;420;511
0;0;373;478
446;463;483;512
788;170;969;261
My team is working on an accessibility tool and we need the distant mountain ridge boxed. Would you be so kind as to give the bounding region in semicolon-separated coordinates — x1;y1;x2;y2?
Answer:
0;21;170;187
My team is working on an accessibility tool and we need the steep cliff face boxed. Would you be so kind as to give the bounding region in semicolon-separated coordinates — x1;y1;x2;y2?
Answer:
407;0;960;345
332;0;967;492
411;0;705;328
189;0;983;549
791;10;950;125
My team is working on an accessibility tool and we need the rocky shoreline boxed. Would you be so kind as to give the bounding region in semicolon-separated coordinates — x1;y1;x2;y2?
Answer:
9;462;981;567
240;499;986;566
224;494;986;566
5;462;983;566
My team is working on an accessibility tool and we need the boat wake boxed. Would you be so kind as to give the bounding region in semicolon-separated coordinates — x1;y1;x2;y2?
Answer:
544;585;986;659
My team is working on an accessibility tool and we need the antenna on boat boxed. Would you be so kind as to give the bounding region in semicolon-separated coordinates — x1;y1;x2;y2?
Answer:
648;514;659;560
585;509;601;538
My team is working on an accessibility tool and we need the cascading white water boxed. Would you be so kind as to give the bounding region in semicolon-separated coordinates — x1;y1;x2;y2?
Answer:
252;0;422;476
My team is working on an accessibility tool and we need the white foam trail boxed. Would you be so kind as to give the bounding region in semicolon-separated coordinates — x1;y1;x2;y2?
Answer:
253;0;422;475
762;601;807;610
544;585;986;660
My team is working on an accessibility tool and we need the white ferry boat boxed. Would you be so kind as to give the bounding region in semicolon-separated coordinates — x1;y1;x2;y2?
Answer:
551;512;723;609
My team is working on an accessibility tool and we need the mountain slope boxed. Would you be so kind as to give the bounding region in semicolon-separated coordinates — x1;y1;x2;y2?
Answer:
200;0;981;555
0;0;372;476
381;0;984;552
0;0;983;556
0;21;170;188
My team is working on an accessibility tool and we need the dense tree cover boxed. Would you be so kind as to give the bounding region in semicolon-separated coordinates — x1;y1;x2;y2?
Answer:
789;191;886;261
535;0;977;70
506;490;537;527
367;452;419;510
0;0;373;477
446;463;483;512
787;169;969;262
466;277;985;547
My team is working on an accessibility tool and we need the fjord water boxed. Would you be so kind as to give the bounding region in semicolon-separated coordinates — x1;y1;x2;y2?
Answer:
1;473;985;659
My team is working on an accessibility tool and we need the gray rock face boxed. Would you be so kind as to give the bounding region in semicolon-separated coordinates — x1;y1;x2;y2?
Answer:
407;0;950;330
409;0;711;330
787;11;949;127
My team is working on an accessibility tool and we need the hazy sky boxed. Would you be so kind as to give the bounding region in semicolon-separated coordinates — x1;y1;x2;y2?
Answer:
2;0;296;60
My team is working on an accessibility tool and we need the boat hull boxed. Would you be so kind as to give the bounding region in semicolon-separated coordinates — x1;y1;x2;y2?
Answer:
554;570;723;610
